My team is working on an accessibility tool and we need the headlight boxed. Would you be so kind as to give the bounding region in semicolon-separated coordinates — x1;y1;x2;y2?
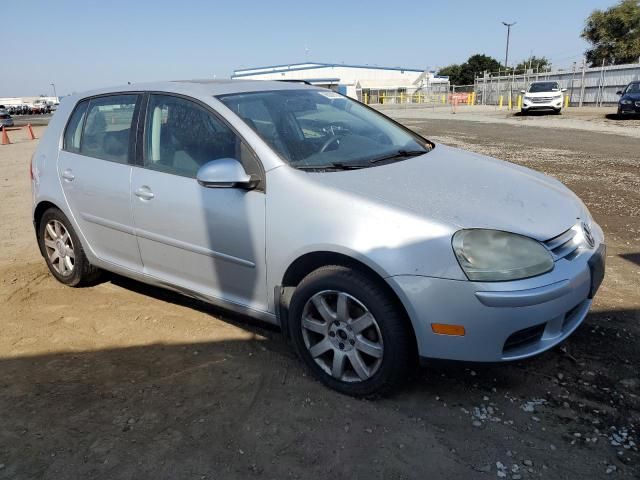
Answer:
554;94;563;99
452;230;554;282
524;96;533;101
620;99;633;105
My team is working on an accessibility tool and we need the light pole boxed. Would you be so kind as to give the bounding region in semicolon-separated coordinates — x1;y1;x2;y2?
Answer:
501;21;516;70
50;83;58;100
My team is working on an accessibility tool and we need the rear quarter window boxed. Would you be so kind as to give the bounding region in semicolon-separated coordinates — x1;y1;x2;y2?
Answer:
63;100;90;153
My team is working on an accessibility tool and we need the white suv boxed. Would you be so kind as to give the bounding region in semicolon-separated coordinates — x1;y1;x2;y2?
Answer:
521;81;566;115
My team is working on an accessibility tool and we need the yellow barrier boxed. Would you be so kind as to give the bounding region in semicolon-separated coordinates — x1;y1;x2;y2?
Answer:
564;95;569;108
441;94;445;104
471;92;476;105
517;95;522;109
498;96;503;108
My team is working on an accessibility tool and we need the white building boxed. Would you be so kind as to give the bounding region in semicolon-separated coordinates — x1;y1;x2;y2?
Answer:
231;62;449;103
0;96;59;108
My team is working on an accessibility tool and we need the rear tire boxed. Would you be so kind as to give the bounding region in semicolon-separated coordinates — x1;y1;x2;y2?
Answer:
38;208;101;287
289;265;413;396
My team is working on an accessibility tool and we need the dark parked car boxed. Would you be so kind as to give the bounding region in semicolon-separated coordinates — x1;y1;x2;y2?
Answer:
616;81;640;117
0;111;14;128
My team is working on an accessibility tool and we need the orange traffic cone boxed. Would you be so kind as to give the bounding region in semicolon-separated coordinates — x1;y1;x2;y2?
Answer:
26;124;36;140
1;127;10;145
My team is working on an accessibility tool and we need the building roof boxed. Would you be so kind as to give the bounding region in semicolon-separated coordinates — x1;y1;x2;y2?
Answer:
233;62;424;78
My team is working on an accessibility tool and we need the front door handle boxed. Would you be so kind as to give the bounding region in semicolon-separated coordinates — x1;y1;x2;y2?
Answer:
61;169;75;182
134;186;155;200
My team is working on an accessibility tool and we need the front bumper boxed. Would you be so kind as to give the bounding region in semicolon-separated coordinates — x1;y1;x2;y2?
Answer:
618;102;640;114
387;231;605;363
522;98;563;111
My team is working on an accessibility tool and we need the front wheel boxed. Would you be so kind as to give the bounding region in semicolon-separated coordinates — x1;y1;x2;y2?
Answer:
289;265;413;396
553;108;562;115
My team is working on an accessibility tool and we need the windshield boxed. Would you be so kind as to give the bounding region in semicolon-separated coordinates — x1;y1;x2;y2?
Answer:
218;89;430;169
625;82;640;94
528;82;560;93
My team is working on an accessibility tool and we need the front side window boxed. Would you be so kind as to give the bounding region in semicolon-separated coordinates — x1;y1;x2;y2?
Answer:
80;95;139;164
63;100;89;153
143;94;258;179
218;89;430;169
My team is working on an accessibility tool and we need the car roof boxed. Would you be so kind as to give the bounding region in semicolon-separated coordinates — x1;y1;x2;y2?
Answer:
68;79;316;102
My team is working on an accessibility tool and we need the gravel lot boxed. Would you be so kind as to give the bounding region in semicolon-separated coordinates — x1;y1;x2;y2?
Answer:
0;110;638;479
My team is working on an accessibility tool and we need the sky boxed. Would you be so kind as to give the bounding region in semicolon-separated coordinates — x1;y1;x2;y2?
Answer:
3;0;615;97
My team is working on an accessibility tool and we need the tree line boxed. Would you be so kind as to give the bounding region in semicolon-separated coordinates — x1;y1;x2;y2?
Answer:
438;0;639;85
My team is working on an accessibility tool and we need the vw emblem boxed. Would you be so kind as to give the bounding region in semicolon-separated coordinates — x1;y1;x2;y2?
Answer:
582;222;595;248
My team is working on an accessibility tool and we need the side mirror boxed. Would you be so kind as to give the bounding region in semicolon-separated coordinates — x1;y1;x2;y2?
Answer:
520;90;526;94
616;90;623;95
196;158;259;190
561;88;567;92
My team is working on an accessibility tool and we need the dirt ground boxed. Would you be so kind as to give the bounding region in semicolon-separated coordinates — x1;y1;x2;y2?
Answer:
0;112;638;479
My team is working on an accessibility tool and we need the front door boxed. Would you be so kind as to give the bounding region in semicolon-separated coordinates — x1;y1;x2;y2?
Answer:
130;94;268;313
57;94;143;272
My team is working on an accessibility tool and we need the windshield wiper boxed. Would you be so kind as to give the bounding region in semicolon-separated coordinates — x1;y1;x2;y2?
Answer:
295;162;368;171
369;149;428;164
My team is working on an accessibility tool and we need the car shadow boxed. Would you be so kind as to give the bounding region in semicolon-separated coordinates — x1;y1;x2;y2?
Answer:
619;252;640;267
605;113;640;120
0;304;637;478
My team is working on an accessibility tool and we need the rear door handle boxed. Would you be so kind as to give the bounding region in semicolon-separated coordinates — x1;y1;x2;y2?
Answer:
135;186;155;200
61;169;75;181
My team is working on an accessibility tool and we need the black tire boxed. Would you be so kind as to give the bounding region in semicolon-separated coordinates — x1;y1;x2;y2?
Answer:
554;108;562;115
38;208;101;287
289;265;414;396
520;109;527;115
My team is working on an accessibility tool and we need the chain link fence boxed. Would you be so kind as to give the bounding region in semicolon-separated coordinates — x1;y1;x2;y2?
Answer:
474;61;640;107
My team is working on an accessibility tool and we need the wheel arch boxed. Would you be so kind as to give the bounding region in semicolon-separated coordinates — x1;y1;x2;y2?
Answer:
278;251;418;358
33;200;61;257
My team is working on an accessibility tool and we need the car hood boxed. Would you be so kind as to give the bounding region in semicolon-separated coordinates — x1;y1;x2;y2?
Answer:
621;92;640;101
306;144;583;241
525;91;562;97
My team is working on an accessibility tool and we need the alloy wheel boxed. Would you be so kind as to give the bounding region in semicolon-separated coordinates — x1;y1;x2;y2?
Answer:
301;290;384;383
43;219;75;276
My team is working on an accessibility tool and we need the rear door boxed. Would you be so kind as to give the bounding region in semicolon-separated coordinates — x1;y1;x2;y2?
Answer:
57;94;143;272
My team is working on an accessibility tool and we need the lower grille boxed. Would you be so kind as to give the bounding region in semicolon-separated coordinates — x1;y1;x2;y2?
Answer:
503;323;546;352
562;302;584;329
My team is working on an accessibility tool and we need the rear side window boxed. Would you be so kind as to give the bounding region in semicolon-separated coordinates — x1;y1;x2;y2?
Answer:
79;95;140;164
63;100;89;153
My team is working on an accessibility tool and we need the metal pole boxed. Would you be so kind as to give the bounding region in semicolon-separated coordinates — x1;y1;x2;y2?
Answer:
597;58;605;107
502;22;516;69
600;61;608;107
579;57;587;107
569;62;576;106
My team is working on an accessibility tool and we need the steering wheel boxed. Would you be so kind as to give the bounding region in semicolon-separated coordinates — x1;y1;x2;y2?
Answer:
320;135;342;153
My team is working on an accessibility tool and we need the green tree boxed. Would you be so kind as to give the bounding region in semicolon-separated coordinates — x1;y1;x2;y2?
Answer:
439;54;502;85
438;64;462;84
516;56;551;72
582;0;640;66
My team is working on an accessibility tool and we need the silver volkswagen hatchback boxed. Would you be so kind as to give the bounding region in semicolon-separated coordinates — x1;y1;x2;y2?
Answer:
31;80;605;395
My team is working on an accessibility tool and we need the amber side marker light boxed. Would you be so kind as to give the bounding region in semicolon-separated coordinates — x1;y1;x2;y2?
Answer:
431;323;466;336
